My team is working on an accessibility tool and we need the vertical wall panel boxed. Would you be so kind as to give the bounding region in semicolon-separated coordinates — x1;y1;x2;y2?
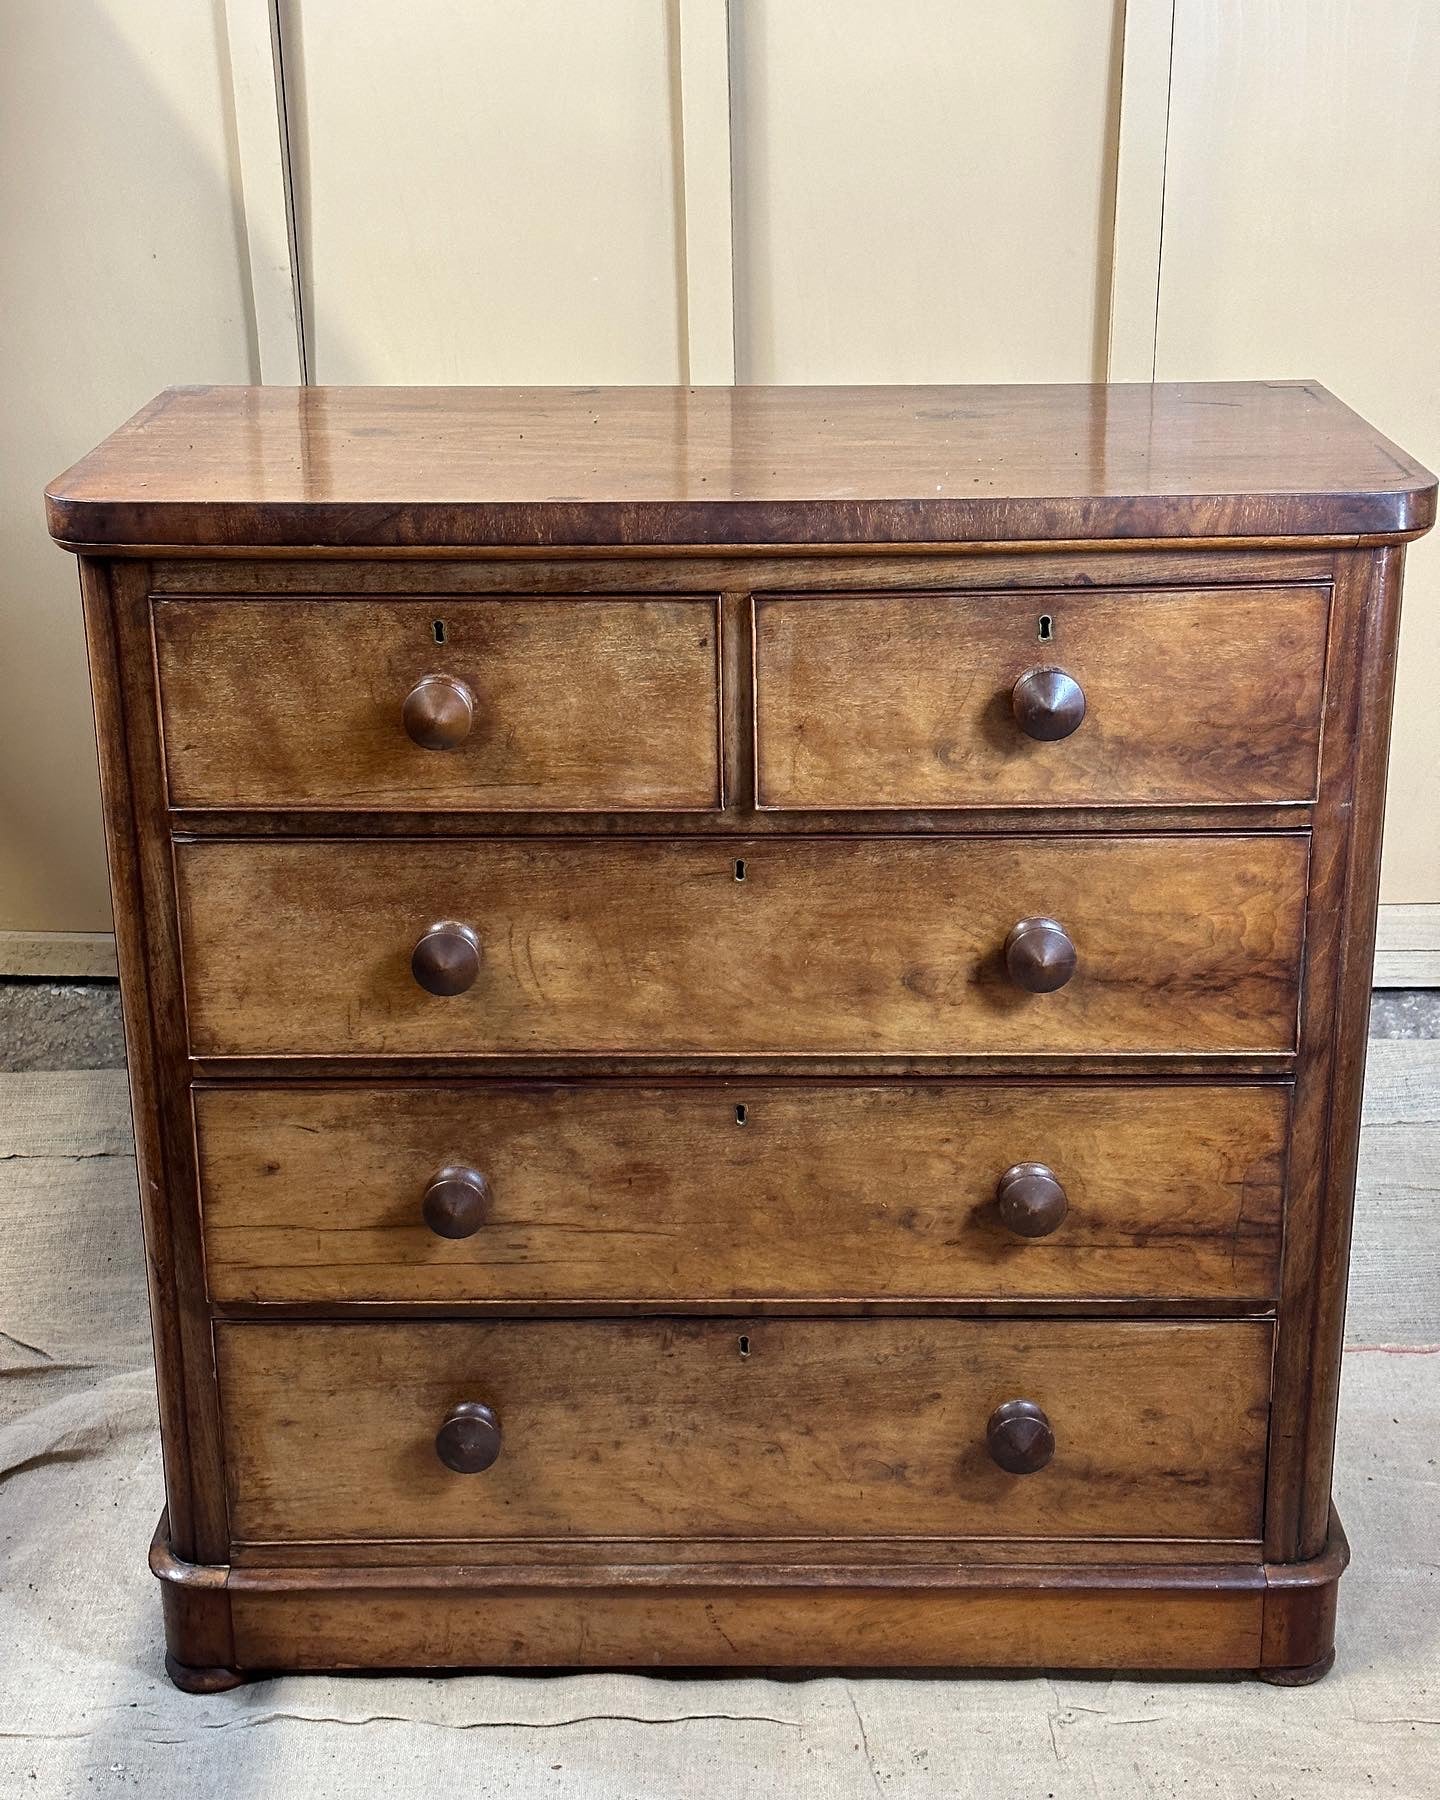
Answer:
0;0;256;934
1154;0;1440;902
284;0;685;384
730;0;1126;384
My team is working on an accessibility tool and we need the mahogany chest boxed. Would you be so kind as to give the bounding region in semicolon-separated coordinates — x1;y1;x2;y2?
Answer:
47;382;1435;1687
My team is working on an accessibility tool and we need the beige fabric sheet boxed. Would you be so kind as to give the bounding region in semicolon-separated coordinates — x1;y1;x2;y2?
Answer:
1;1064;1436;1800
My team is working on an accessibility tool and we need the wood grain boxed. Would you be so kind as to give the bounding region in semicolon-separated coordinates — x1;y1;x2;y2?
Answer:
214;1319;1273;1544
225;1535;1265;1571
145;547;1339;595
46;382;1435;550
196;1081;1289;1305
174;834;1310;1058
154;596;723;810
1261;550;1408;1562
754;586;1328;807
227;1582;1265;1672
78;561;231;1566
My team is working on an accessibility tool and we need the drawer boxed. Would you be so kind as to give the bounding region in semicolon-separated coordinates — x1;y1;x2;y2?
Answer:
197;1082;1288;1305
153;596;722;810
754;586;1329;809
215;1319;1273;1543
175;834;1308;1058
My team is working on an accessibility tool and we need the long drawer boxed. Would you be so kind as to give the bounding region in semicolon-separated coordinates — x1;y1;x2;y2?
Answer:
197;1081;1288;1305
215;1319;1273;1544
753;585;1329;808
154;596;723;811
174;835;1309;1058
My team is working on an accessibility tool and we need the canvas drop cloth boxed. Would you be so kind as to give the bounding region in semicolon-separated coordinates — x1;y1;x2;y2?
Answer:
1;1064;1436;1800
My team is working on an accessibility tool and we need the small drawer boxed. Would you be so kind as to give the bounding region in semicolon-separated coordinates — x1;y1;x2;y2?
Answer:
215;1319;1273;1544
753;586;1329;809
175;834;1308;1058
153;596;722;811
197;1081;1288;1306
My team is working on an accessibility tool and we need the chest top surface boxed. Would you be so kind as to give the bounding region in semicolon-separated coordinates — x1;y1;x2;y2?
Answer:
46;380;1436;552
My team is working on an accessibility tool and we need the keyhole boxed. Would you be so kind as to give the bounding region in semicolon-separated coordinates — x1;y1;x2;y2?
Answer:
734;859;747;881
1037;614;1054;642
734;1103;748;1126
738;1335;751;1358
432;619;447;644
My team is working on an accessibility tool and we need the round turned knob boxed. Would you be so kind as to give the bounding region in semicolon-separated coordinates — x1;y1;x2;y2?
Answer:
1004;917;1077;993
1012;667;1086;742
986;1399;1055;1475
996;1162;1069;1238
435;1400;502;1474
411;922;482;997
422;1164;492;1239
402;674;475;750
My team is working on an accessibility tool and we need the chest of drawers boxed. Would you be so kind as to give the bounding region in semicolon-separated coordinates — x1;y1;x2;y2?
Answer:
48;382;1434;1688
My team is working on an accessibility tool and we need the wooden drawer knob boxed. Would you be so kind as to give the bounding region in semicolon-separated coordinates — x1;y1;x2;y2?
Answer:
435;1400;502;1474
986;1399;1055;1474
403;674;475;750
996;1162;1068;1237
411;921;482;996
1012;667;1086;741
1004;917;1076;993
422;1164;492;1239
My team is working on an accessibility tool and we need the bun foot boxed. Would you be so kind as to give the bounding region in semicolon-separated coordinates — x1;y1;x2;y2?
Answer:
165;1653;249;1694
1257;1648;1336;1686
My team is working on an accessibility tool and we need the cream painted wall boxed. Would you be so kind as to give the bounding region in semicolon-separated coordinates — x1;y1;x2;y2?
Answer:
1;0;1436;947
730;0;1125;384
1152;0;1440;903
284;0;687;384
0;0;257;933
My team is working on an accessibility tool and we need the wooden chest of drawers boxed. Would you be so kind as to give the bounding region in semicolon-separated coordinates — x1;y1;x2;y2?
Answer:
48;382;1434;1688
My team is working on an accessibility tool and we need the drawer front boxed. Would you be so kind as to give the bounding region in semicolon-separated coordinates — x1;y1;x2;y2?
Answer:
198;1082;1288;1305
754;586;1329;809
176;835;1308;1057
154;597;722;810
215;1319;1273;1543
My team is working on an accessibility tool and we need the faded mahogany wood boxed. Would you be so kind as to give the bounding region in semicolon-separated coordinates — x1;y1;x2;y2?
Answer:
214;1320;1272;1545
223;1552;1273;1586
1294;552;1407;1558
146;546;1340;595
1011;667;1087;742
79;561;231;1567
45;383;1435;550
52;382;1430;1684
154;597;723;811
987;1399;1056;1474
433;1401;503;1475
1260;1507;1350;1680
195;1081;1288;1306
171;803;1316;841
174;834;1309;1058
227;1536;1265;1570
1003;917;1078;993
408;923;482;997
400;673;474;750
189;1052;1300;1085
226;1583;1265;1673
1265;549;1410;1563
754;586;1328;808
995;1163;1071;1239
152;1505;1350;1677
420;1165;491;1240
